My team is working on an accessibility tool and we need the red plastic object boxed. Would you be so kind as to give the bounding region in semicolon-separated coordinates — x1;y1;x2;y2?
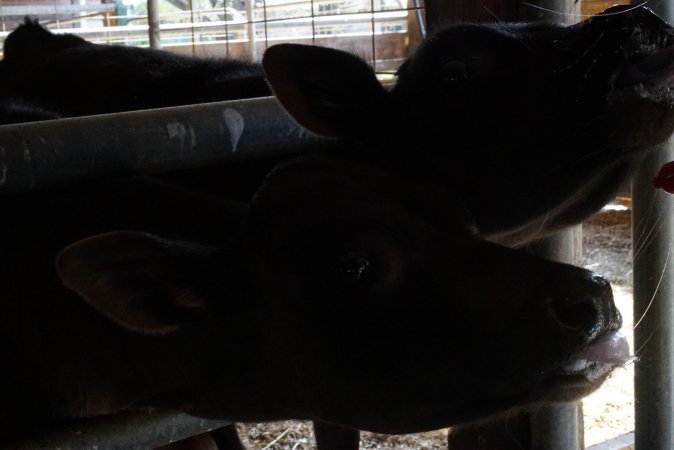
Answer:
654;161;674;193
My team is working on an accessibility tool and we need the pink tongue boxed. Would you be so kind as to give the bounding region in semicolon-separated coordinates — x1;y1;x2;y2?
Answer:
563;331;630;382
575;331;630;365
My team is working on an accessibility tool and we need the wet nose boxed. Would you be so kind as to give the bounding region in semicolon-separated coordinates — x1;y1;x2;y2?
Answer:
545;270;621;342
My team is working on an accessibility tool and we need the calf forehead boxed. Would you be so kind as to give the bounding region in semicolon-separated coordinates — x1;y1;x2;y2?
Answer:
249;156;476;236
3;20;87;59
405;22;563;65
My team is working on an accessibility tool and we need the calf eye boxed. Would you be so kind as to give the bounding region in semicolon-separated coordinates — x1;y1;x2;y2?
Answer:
336;256;371;287
439;60;468;83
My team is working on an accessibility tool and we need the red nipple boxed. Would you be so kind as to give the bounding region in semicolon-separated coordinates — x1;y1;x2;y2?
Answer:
653;161;674;194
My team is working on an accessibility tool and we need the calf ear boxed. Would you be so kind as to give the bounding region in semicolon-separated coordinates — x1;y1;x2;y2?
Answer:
56;231;221;335
262;43;389;139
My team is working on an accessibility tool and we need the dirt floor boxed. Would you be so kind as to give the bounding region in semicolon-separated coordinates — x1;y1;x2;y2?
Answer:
581;205;634;448
236;206;635;449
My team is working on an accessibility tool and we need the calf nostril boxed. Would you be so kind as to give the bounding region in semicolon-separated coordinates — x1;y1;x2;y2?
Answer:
548;296;600;334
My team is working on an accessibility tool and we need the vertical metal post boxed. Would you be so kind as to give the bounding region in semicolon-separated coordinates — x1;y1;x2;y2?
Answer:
490;2;585;446
630;3;674;448
633;140;674;450
519;0;579;25
147;0;161;49
425;1;583;449
245;0;257;60
448;229;584;450
526;228;584;450
73;0;88;28
531;403;584;450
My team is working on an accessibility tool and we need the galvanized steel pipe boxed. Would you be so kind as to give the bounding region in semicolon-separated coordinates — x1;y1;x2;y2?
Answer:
632;1;674;448
2;409;229;450
0;97;328;194
633;144;674;450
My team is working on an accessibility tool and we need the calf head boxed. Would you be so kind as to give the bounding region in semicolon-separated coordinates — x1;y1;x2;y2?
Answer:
2;17;89;63
0;18;270;116
264;6;674;245
56;156;628;433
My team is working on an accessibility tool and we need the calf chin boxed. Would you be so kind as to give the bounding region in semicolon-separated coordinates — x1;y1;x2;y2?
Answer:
1;156;628;440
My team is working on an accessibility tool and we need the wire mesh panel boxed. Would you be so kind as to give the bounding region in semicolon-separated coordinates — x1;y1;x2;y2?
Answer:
0;0;425;75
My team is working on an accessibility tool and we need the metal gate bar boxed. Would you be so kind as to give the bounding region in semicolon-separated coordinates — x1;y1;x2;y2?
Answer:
424;0;583;447
631;2;674;449
632;133;674;450
0;96;329;448
1;409;228;450
526;227;584;450
0;97;329;194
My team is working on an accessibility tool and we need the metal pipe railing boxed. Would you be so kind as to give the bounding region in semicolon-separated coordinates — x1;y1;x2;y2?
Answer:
0;97;329;194
526;227;584;450
425;1;584;448
147;0;162;49
490;2;585;447
1;409;228;450
0;97;330;448
0;4;116;16
631;2;674;448
632;139;674;450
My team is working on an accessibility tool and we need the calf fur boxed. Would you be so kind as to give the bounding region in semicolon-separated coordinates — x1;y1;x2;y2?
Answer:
0;17;271;117
3;6;672;447
263;5;674;246
4;7;674;240
260;8;674;445
0;156;627;442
